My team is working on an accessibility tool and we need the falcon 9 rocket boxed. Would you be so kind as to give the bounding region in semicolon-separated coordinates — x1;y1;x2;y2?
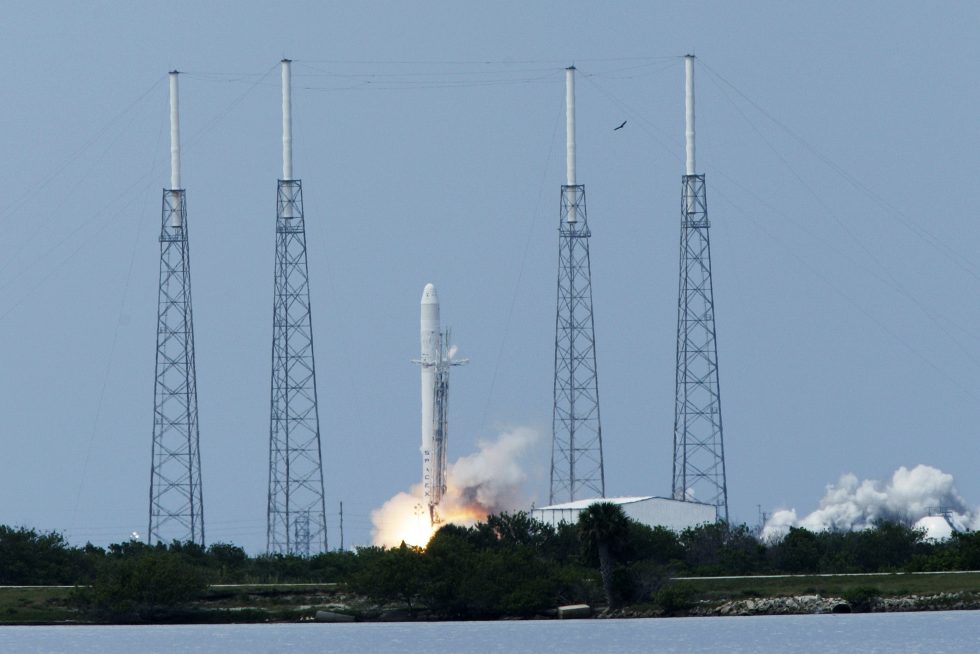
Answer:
417;283;466;525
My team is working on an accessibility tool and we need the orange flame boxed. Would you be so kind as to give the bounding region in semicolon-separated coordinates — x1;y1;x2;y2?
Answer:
370;484;491;548
371;428;538;548
370;489;436;548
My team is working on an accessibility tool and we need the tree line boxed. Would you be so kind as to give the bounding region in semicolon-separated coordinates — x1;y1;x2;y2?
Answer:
1;507;979;620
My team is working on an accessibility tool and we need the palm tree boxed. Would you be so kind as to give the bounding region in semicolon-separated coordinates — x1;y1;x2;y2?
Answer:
577;501;629;609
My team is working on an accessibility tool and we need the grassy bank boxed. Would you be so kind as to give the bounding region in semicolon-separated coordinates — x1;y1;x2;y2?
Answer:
0;584;346;625
0;586;76;623
3;573;979;625
673;571;980;602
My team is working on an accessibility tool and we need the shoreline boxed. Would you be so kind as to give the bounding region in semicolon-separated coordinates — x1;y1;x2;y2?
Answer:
2;584;980;626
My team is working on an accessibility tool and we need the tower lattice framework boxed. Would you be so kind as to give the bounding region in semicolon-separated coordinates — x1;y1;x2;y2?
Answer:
148;187;205;545
267;178;328;555
551;184;605;504
672;173;728;521
429;328;466;523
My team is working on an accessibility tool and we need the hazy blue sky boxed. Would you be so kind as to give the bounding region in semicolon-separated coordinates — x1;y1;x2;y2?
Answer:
0;1;977;551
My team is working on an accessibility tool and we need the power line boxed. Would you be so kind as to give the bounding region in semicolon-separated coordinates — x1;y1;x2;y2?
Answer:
479;87;564;432
697;57;980;283
697;58;980;372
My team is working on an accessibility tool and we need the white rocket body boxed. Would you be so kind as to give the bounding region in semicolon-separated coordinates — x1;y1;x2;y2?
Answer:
420;283;440;511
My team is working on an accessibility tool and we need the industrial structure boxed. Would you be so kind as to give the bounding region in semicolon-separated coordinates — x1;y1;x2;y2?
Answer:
148;71;205;546
267;59;328;555
672;55;729;522
532;496;715;532
141;58;728;548
550;66;605;505
416;283;467;524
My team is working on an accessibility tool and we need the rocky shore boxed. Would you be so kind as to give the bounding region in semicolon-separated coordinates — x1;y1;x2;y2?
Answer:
305;592;980;622
691;592;980;617
594;592;980;620
690;593;980;616
6;584;980;625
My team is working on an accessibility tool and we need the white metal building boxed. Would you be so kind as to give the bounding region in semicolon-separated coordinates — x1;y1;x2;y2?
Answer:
531;496;716;532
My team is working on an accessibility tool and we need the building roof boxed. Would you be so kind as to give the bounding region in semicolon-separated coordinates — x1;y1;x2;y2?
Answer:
534;495;715;512
534;496;657;511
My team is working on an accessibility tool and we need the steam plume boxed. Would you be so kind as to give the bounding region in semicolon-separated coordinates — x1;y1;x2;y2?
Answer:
371;427;538;547
762;464;978;541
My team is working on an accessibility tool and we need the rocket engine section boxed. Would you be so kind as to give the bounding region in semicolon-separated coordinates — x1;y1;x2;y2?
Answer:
417;283;466;525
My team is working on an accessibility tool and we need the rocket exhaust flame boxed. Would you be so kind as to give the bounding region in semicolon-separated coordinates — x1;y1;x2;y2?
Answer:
371;427;539;548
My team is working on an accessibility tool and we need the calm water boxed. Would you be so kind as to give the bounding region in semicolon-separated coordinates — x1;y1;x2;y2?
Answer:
2;611;979;653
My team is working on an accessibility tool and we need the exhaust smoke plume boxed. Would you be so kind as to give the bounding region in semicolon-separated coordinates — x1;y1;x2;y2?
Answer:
371;427;538;547
762;464;979;541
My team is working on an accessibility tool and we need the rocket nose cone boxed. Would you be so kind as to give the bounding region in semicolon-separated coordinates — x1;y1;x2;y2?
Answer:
421;283;438;304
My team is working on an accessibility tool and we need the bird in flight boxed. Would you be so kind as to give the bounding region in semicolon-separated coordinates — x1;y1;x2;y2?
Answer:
613;120;627;131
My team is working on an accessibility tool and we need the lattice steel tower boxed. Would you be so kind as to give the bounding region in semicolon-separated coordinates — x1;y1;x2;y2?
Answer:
148;71;205;546
550;66;605;504
672;55;728;521
267;59;328;555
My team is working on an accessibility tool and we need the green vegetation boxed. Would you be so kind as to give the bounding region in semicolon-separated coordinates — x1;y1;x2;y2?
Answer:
675;571;980;600
0;586;76;623
577;502;631;609
74;546;210;622
1;515;979;623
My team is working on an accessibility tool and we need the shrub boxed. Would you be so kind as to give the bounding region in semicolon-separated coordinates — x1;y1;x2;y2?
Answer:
77;550;209;622
842;586;880;613
654;583;695;616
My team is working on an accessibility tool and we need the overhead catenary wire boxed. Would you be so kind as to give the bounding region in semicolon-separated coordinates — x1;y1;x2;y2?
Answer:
577;67;682;161
576;55;980;400
694;57;980;372
674;67;980;394
293;55;678;66
479;87;565;432
697;58;980;283
709;184;980;402
0;64;279;322
184;66;564;92
181;62;280;154
181;59;678;93
0;75;166;228
0;77;166;286
68;117;164;536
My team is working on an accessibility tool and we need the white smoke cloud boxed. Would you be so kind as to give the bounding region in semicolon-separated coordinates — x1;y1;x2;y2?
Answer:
371;427;539;547
444;426;536;514
762;464;978;542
